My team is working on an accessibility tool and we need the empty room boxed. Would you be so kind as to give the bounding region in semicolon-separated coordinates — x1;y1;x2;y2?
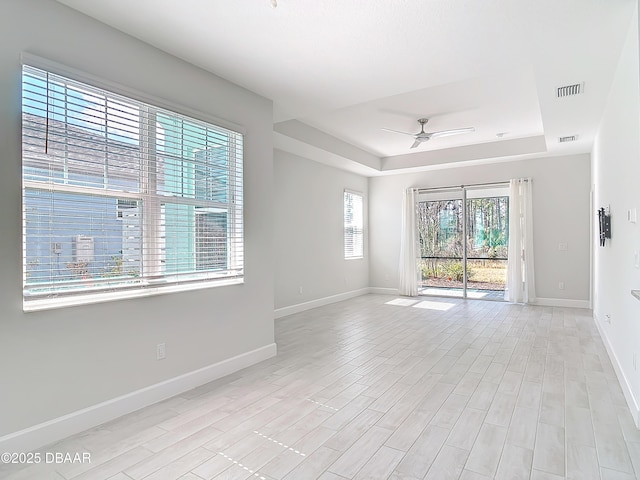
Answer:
1;0;640;479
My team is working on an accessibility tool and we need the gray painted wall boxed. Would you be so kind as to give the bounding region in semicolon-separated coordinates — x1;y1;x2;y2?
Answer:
592;4;640;413
0;0;274;436
274;150;369;309
369;154;592;303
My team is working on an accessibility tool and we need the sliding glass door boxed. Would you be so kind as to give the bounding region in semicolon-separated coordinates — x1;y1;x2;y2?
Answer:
417;186;509;300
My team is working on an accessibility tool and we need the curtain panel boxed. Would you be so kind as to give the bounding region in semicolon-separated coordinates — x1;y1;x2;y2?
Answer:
399;187;419;296
505;178;536;303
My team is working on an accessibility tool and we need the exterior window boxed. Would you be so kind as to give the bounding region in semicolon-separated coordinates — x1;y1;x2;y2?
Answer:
22;64;243;309
344;190;364;259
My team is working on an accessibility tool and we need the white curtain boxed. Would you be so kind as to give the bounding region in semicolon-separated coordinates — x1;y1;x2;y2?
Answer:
399;188;419;296
505;178;536;303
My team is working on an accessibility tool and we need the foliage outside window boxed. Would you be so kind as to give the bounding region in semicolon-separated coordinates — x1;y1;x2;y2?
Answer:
418;197;508;285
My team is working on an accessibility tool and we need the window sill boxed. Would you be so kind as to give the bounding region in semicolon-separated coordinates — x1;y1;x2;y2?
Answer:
23;277;243;312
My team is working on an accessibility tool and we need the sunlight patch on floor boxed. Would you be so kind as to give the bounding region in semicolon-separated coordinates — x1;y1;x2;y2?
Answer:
385;298;420;307
413;300;456;311
385;297;457;311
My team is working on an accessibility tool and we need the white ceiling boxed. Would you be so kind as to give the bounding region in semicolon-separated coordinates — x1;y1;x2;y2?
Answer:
57;0;636;174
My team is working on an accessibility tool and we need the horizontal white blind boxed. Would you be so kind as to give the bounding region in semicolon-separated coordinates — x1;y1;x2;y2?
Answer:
22;65;243;304
344;190;364;258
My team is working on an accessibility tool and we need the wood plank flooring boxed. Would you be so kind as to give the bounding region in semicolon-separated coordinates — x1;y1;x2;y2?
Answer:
2;294;639;479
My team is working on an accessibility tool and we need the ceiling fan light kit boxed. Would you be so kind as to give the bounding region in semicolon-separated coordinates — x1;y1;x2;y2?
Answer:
382;118;475;149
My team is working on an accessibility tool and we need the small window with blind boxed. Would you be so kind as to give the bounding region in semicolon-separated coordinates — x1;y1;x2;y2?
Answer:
21;63;244;310
344;190;364;259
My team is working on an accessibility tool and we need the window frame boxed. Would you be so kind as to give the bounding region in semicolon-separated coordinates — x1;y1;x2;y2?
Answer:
20;54;245;312
343;189;364;260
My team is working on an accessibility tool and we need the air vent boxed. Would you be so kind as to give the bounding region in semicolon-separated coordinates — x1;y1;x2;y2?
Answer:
556;83;584;98
559;135;578;143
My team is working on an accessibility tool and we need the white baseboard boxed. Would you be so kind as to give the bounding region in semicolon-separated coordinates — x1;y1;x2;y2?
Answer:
534;297;591;309
274;288;370;319
593;313;640;428
0;343;277;453
368;287;399;295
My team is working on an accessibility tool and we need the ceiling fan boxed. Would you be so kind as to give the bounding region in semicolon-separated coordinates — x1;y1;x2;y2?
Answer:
382;118;475;149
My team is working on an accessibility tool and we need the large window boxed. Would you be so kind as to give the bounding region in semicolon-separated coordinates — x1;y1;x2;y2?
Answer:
22;64;243;309
344;190;364;259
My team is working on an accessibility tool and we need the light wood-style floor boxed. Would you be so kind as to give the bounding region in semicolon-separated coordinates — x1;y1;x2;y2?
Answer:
3;294;640;479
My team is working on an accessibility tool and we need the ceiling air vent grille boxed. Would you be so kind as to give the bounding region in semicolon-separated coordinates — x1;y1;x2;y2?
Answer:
559;135;577;143
556;83;584;98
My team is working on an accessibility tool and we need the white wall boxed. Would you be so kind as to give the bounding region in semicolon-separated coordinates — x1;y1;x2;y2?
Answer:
274;150;369;310
592;3;640;420
0;0;274;439
369;155;592;305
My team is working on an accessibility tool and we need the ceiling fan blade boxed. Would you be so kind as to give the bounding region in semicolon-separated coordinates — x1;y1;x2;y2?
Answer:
381;127;416;137
410;140;421;149
428;127;475;139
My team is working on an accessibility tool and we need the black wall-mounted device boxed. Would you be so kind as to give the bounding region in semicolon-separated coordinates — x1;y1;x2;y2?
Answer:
598;207;611;246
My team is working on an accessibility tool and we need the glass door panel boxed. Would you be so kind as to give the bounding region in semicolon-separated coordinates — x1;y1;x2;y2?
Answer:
465;192;509;300
417;194;465;298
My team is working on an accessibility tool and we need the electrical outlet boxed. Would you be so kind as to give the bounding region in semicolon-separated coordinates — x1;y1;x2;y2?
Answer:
634;352;637;371
558;282;565;290
298;286;303;295
558;243;567;251
605;314;611;324
156;343;166;360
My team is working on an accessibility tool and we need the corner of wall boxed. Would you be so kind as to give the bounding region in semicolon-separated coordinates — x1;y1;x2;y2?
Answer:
593;313;640;427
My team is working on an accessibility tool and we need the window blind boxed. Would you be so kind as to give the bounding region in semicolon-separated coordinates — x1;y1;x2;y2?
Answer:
344;190;364;258
22;65;244;306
